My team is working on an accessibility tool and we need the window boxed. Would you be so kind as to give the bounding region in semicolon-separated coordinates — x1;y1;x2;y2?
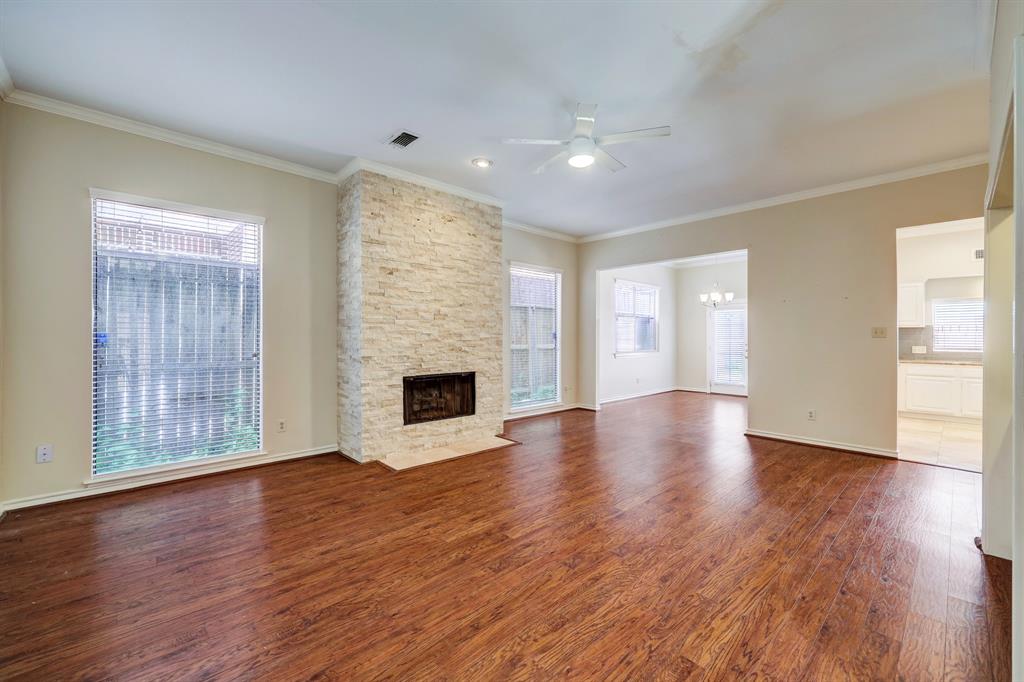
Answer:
614;280;659;354
91;192;262;476
510;264;561;409
711;306;747;387
932;298;983;353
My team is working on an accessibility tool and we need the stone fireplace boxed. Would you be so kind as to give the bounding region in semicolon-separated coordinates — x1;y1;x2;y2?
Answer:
336;170;503;462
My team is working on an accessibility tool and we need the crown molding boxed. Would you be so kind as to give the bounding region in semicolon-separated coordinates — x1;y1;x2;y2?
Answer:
579;153;989;243
502;220;579;243
0;55;13;98
668;249;748;269
2;89;339;184
338;157;504;208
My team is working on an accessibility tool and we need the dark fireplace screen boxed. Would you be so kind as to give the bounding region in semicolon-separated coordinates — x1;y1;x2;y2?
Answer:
403;372;476;425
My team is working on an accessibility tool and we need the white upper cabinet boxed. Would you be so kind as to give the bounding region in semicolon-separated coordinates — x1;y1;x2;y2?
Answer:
897;282;926;327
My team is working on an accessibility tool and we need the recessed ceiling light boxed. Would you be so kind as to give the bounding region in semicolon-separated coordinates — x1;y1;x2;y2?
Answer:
471;157;493;169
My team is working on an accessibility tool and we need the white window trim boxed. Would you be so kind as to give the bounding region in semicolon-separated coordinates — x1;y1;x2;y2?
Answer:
613;278;660;357
88;189;266;482
508;261;563;411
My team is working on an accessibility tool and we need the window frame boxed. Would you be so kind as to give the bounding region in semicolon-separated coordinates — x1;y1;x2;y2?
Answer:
931;296;984;354
508;261;563;412
613;278;660;357
88;188;266;482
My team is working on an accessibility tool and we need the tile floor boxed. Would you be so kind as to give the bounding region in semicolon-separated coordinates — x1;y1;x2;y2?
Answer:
898;415;982;472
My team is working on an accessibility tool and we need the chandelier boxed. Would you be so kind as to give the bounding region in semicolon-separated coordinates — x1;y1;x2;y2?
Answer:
699;283;735;308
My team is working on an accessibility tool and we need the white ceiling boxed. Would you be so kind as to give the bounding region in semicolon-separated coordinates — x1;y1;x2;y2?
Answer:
0;1;990;237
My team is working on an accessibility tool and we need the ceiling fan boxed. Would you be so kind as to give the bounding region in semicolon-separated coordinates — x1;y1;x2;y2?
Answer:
502;103;671;174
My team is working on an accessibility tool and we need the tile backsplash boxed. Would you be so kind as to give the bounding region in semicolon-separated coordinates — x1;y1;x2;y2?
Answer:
898;326;982;363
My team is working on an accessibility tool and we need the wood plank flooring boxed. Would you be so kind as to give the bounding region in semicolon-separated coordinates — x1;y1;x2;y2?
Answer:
0;392;1010;680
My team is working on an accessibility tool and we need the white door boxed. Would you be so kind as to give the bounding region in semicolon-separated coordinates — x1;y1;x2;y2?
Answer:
708;304;747;396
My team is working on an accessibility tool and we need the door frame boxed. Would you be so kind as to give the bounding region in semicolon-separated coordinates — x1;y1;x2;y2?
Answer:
706;300;748;397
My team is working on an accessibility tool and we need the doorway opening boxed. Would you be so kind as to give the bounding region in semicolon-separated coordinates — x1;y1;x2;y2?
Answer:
896;218;983;472
595;250;747;405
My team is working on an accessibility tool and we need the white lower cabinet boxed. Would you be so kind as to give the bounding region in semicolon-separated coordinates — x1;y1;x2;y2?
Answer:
960;378;983;418
898;362;982;419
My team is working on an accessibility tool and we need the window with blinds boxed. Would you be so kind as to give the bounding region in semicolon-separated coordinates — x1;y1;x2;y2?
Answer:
510;265;561;409
91;194;263;476
614;280;658;354
932;298;983;353
712;307;747;386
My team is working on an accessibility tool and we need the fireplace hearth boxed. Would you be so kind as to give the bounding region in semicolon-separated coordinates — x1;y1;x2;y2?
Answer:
403;372;476;425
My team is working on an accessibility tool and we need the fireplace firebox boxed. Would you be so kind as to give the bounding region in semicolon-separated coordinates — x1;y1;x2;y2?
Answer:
403;372;476;425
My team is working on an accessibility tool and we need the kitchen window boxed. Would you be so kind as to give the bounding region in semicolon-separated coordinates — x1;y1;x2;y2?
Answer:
932;298;983;353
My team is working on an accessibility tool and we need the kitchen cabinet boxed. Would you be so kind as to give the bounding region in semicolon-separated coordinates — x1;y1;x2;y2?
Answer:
961;377;983;418
898;362;982;419
897;282;926;327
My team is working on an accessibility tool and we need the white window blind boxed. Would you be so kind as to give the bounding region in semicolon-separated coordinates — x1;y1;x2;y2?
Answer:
510;265;561;408
614;280;658;354
932;298;983;353
712;307;747;386
92;195;263;476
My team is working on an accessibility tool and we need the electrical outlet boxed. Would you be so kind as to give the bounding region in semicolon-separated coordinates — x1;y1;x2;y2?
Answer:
871;327;887;339
635;378;641;385
36;444;53;464
807;410;817;422
276;419;287;433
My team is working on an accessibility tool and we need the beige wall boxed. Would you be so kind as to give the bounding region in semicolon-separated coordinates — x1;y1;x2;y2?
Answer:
1;104;338;503
579;164;987;454
502;227;579;412
676;260;748;392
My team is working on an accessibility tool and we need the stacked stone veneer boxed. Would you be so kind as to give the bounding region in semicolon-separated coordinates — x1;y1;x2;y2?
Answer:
337;170;504;462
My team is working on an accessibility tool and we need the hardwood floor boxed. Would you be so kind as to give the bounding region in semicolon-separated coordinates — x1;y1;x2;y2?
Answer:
0;392;1010;680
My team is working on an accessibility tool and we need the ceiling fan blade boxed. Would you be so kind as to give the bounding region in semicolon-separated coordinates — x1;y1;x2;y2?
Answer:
594;147;626;173
532;150;570;174
573;103;598;138
595;126;671;146
502;137;567;145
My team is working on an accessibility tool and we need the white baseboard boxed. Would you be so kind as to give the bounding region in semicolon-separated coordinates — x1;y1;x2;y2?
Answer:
744;429;897;459
576;403;600;411
505;403;583;420
2;445;339;511
599;386;679;405
675;385;709;394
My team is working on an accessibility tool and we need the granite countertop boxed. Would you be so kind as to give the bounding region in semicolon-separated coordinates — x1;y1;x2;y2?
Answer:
899;359;982;366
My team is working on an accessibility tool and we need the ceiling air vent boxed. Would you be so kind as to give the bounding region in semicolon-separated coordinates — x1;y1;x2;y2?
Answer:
387;130;420;148
974;248;984;260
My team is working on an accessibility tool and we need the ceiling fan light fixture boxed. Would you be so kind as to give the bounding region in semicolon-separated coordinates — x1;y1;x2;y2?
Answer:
568;153;595;168
567;136;596;169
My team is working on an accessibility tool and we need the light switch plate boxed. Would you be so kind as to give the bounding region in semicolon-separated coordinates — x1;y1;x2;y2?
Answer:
871;327;887;339
912;345;927;354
